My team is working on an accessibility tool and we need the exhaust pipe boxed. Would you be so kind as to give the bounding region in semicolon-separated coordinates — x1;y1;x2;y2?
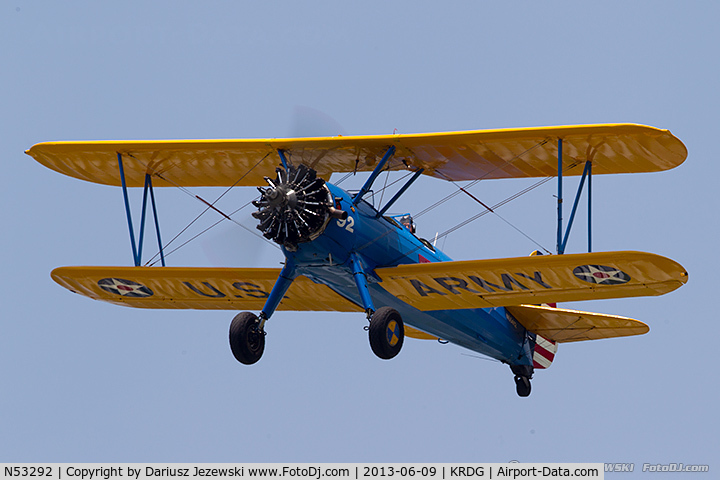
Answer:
328;206;348;220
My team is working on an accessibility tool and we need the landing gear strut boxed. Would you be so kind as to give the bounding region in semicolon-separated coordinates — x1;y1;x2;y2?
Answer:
229;312;265;365
510;365;533;397
229;252;296;365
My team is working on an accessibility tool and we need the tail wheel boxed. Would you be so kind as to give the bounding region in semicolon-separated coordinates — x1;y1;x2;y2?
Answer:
368;307;404;360
514;375;532;397
229;312;265;365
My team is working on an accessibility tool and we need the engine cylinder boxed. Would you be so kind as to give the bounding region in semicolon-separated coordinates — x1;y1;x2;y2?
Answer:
252;164;334;250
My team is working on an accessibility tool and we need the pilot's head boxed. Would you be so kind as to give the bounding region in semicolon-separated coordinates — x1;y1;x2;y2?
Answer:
399;214;416;234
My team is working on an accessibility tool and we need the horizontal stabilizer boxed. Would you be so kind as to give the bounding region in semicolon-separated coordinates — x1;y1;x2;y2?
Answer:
376;251;687;311
27;124;686;187
508;304;649;343
52;266;361;312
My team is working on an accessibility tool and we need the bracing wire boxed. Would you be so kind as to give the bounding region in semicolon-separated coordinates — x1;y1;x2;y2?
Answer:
377;168;391;207
435;177;554;255
414;180;477;218
379;175;554;265
334;171;355;186
335;158;414;194
461;353;501;364
433;170;553;254
361;140;555;259
413;139;549;219
147;155;412;265
146;197;281;266
143;138;556;265
144;152;278;265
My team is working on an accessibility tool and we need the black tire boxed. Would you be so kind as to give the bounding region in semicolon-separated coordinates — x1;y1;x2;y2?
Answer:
229;312;265;365
368;307;404;360
514;375;532;397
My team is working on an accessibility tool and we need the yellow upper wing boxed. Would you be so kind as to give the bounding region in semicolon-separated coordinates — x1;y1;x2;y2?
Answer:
26;124;686;187
52;266;361;312
376;251;687;311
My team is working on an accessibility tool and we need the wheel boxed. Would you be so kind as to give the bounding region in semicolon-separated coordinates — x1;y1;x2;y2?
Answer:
229;312;265;365
368;307;404;360
514;375;532;397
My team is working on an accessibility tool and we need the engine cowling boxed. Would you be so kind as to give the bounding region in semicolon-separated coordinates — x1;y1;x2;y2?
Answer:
252;164;339;251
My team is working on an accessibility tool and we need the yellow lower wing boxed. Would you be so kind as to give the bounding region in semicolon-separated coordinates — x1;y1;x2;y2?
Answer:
508;305;649;342
52;266;361;312
376;251;687;310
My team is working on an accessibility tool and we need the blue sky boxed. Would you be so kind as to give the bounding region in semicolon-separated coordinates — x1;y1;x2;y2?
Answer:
2;1;718;472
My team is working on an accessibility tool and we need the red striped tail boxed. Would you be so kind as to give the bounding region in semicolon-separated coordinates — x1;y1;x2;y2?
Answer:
532;333;558;369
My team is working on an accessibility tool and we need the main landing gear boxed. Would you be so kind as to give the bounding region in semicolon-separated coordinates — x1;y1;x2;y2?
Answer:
229;312;266;365
368;307;405;360
511;365;533;397
227;252;409;365
228;306;407;365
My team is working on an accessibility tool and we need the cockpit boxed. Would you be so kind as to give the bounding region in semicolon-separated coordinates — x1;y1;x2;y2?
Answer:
395;214;416;234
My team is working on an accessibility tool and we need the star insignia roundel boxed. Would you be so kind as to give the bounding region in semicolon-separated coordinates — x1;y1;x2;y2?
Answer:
98;278;154;297
573;265;631;285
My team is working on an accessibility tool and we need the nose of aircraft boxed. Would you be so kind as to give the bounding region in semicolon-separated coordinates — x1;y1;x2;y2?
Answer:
252;164;332;250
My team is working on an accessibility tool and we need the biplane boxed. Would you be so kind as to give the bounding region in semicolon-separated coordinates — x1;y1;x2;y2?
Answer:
26;123;688;396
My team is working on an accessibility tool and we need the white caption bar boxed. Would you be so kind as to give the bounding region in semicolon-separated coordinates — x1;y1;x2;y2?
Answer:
0;464;603;480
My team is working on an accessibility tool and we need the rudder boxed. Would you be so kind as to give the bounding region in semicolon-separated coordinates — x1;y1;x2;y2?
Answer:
530;332;558;369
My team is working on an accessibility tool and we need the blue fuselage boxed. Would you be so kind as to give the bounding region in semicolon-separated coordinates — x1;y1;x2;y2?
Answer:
284;182;533;367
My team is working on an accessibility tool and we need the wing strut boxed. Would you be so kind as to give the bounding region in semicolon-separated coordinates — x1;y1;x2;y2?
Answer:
118;153;166;266
277;149;291;170
376;168;425;217
556;139;593;255
353;146;396;205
